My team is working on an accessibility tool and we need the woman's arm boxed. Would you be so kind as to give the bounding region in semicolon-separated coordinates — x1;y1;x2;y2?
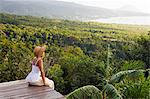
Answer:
37;58;46;85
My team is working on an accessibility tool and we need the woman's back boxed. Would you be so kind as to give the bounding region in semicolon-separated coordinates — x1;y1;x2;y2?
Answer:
31;64;40;74
25;63;41;82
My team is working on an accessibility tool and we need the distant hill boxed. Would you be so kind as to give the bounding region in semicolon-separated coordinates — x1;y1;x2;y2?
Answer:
0;0;149;20
118;5;140;12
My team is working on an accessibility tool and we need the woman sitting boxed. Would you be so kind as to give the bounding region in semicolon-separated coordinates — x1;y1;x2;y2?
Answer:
26;46;54;89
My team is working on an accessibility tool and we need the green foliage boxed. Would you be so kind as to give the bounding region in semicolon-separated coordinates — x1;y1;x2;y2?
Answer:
103;84;122;99
66;85;102;99
109;69;148;83
0;13;150;97
121;60;145;71
59;54;105;94
121;78;150;99
0;39;32;82
48;64;65;93
66;69;149;99
137;36;150;68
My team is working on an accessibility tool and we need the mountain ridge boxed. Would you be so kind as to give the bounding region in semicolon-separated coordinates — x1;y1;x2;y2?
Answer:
0;0;149;20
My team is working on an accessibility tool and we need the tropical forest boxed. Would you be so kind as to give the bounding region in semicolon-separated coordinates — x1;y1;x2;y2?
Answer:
0;13;150;99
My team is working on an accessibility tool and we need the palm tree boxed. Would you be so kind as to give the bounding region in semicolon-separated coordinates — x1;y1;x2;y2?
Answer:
66;69;149;99
66;44;150;99
66;85;103;99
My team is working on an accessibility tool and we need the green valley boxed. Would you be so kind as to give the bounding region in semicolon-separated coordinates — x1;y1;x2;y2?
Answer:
0;13;150;99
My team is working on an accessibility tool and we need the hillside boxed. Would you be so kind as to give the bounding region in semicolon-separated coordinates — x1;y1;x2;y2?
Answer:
0;13;150;98
0;0;149;20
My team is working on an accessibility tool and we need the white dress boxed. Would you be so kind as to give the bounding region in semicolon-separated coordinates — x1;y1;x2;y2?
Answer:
25;64;54;89
25;64;41;83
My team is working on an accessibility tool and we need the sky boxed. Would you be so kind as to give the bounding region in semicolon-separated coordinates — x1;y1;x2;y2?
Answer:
58;0;150;13
5;0;150;13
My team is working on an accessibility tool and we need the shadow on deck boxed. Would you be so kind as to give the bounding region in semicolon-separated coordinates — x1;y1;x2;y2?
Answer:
0;80;65;99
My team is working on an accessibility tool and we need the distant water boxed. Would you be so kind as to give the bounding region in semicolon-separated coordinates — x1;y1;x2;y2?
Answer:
90;16;150;25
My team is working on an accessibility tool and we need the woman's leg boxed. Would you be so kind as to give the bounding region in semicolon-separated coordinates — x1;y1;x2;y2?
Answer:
28;77;44;86
29;81;44;86
45;77;55;89
28;77;54;89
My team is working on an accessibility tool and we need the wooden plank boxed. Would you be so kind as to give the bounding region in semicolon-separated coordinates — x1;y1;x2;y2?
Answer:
0;83;28;92
0;80;65;99
0;80;27;88
21;90;64;99
1;89;64;99
3;88;53;98
0;86;52;96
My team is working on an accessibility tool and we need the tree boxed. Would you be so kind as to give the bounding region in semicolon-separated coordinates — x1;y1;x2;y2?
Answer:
66;45;149;99
66;69;150;99
67;85;102;99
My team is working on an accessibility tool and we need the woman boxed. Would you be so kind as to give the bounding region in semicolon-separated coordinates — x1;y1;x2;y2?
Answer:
25;46;54;89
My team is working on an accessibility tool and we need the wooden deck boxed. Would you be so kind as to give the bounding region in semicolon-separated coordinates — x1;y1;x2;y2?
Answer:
0;80;65;99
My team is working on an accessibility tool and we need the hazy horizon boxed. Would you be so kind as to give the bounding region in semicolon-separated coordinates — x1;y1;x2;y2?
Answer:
58;0;150;13
4;0;150;14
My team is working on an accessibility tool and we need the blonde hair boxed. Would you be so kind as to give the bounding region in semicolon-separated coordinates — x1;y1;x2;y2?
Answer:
34;46;46;58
